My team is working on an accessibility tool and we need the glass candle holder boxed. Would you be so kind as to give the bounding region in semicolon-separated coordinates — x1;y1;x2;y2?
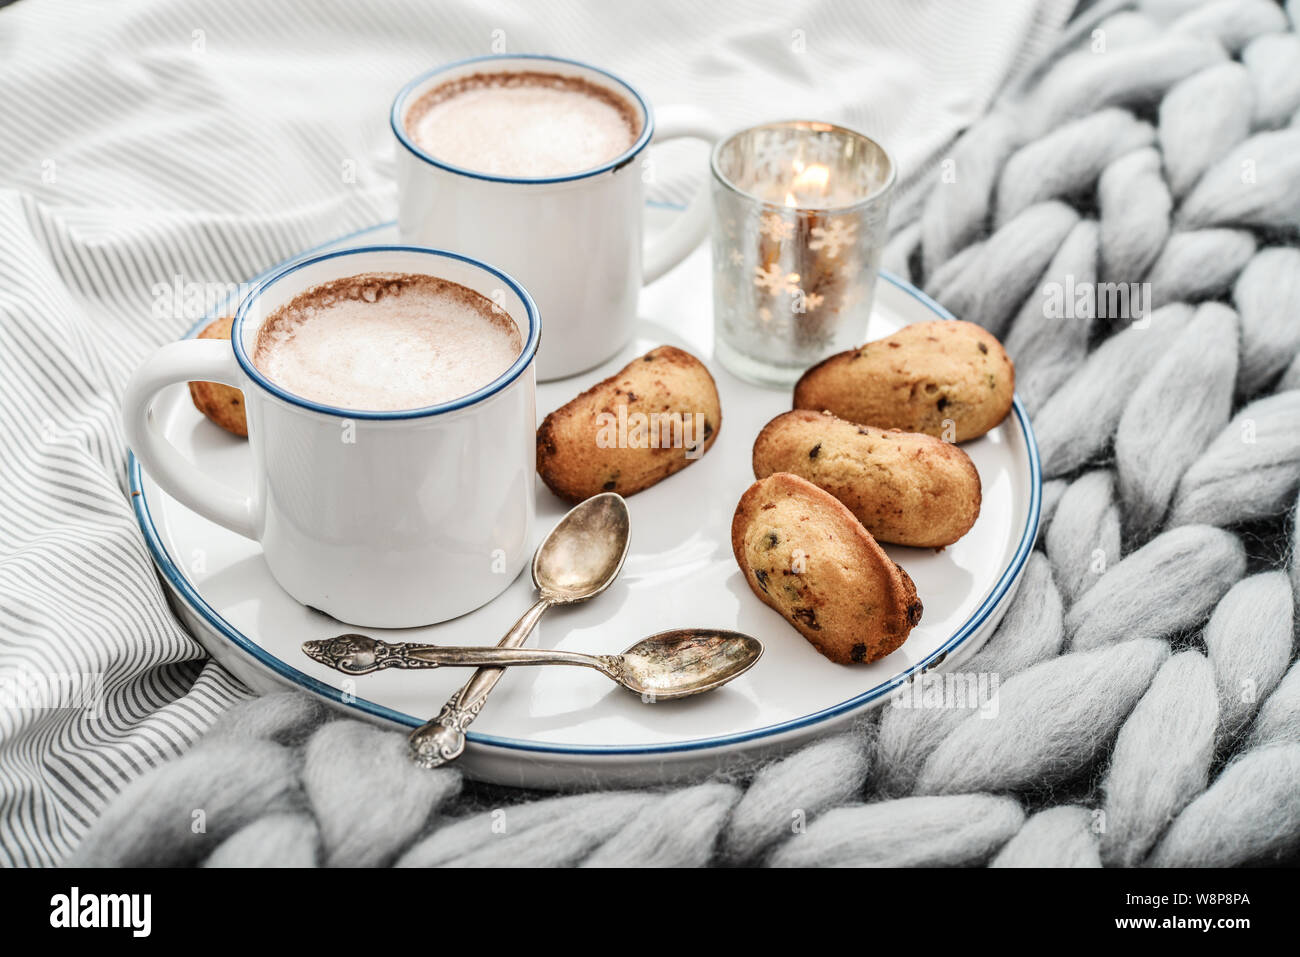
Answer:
710;121;895;387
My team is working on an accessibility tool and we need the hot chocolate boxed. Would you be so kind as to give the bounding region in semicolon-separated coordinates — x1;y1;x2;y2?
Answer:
404;70;640;178
252;272;522;411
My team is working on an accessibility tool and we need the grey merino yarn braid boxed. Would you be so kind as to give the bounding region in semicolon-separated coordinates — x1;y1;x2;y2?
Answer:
74;0;1300;868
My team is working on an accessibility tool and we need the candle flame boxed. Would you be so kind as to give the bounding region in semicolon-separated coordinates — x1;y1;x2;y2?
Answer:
786;162;831;207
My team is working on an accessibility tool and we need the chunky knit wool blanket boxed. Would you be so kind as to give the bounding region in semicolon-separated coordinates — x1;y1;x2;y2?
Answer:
73;0;1300;867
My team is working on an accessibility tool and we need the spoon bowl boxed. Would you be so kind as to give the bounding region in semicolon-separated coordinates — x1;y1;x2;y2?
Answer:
533;492;631;601
612;629;764;700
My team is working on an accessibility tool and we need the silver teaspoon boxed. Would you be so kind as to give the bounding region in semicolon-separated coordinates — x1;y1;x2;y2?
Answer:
403;492;631;769
303;629;763;700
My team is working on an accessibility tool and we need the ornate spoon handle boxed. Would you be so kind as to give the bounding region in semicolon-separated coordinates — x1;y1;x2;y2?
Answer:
401;645;616;671
407;597;552;769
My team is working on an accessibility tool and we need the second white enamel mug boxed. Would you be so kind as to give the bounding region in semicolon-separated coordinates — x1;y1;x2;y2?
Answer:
392;54;719;381
122;245;539;628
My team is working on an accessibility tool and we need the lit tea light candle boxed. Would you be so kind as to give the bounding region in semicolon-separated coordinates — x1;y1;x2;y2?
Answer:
768;159;861;209
710;121;896;387
788;160;829;204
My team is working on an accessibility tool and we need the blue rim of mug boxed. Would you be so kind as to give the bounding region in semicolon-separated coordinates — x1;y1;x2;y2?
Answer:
390;53;656;185
231;244;540;421
129;217;1043;760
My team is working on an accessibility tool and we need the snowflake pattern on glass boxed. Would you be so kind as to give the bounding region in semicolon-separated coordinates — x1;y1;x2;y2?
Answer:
809;219;857;258
759;213;795;242
808;133;841;164
751;132;792;179
753;263;800;295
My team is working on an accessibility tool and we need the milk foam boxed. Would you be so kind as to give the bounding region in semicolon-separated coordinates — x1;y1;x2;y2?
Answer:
405;72;639;178
253;273;523;411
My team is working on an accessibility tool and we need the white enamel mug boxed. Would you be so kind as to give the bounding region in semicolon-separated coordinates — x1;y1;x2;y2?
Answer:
392;54;719;381
122;245;540;628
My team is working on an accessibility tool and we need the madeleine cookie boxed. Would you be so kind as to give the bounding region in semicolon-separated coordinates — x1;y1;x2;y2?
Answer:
537;345;721;502
731;472;922;664
793;320;1014;442
188;316;247;437
753;410;981;548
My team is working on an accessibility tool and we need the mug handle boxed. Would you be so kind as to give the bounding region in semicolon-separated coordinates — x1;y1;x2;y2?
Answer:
642;105;721;284
122;338;257;540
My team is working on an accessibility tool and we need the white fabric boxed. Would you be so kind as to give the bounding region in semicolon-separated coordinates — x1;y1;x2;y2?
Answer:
0;0;1070;865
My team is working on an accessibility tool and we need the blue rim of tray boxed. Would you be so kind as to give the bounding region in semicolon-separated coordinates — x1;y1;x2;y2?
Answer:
128;215;1043;757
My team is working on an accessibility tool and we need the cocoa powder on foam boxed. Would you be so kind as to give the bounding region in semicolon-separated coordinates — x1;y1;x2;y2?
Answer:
253;272;522;412
403;70;641;178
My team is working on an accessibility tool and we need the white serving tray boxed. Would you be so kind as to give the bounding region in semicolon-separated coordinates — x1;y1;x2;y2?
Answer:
130;211;1041;788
